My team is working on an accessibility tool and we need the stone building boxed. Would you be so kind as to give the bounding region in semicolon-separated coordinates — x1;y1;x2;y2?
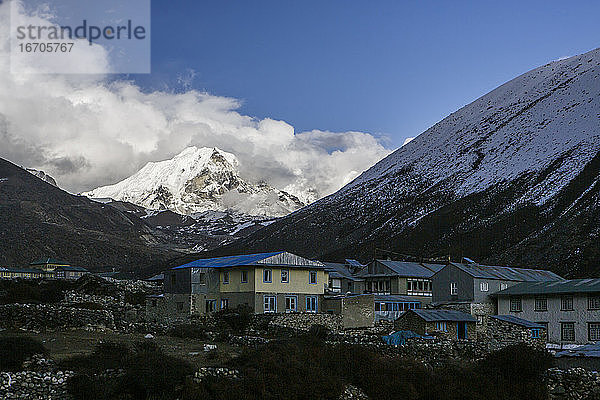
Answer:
484;315;547;347
494;278;600;344
394;309;477;340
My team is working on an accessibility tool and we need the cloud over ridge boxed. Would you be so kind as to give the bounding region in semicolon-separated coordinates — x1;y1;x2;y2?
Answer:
0;2;391;204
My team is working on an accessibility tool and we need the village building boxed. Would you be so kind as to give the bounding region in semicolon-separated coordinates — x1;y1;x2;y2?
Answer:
431;262;563;330
53;265;89;279
29;258;72;278
484;315;547;347
148;252;327;321
355;260;445;303
0;266;45;279
493;278;600;344
322;261;364;294
394;309;477;340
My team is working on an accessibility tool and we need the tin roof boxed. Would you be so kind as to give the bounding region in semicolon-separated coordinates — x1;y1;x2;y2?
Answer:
491;315;546;329
345;259;365;268
555;343;600;358
493;278;600;296
173;252;325;270
408;309;477;322
55;265;88;272
374;294;422;303
358;260;444;278
322;262;363;281
448;262;563;282
30;258;70;266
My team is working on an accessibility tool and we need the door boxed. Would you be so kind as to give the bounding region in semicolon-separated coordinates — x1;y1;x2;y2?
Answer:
457;322;467;339
285;296;297;312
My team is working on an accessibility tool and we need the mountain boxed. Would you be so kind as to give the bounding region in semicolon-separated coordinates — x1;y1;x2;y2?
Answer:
0;157;181;273
83;146;304;217
211;48;600;278
25;168;58;187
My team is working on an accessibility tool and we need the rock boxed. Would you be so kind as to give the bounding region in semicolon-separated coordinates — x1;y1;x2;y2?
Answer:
144;334;154;339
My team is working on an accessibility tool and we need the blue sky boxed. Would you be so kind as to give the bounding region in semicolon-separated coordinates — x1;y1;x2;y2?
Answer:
115;1;600;147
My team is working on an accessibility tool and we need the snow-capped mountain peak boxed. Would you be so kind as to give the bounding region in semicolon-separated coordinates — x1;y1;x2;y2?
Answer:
83;146;304;217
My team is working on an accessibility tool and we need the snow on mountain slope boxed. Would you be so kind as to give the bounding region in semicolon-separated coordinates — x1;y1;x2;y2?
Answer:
215;48;600;277
347;50;600;208
25;168;58;187
83;147;304;217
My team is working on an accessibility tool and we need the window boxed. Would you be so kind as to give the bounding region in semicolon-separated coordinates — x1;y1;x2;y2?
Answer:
281;269;289;283
223;271;229;284
450;282;457;295
285;296;297;312
221;299;229;309
408;279;433;296
530;328;540;339
263;269;272;283
176;302;184;311
510;297;522;312
561;322;575;342
309;271;317;284
264;295;276;313
589;323;600;341
534;296;547;311
241;270;248;283
170;274;176;285
589;295;600;310
205;300;216;313
374;303;381;312
198;273;206;285
306;296;318;313
435;322;447;332
480;282;489;292
476;315;484;325
151;299;157;307
500;283;508;291
561;296;574;311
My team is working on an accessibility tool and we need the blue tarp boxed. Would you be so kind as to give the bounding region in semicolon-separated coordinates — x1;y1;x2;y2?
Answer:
382;330;426;346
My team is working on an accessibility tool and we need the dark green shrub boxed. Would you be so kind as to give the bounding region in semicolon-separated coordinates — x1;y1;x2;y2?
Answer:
213;305;253;334
0;336;47;371
168;323;207;339
308;324;330;341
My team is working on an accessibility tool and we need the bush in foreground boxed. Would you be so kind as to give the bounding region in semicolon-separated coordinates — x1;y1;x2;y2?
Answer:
0;336;47;371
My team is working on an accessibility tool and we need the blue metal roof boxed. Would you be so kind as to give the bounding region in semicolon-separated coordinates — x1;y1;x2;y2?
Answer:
449;262;563;282
173;252;284;269
410;309;477;322
30;258;70;266
55;265;88;272
493;279;600;296
374;294;422;303
491;315;545;329
555;343;600;358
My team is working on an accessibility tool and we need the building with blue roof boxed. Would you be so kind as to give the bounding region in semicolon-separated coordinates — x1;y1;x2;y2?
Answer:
149;252;328;319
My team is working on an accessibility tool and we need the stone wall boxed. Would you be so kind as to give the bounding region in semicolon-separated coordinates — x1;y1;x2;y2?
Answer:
267;312;344;333
547;368;600;400
341;295;374;329
0;304;115;331
482;317;546;347
0;370;73;400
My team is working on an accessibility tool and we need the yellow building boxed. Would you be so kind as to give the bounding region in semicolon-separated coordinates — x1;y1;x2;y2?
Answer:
162;252;328;314
0;267;44;279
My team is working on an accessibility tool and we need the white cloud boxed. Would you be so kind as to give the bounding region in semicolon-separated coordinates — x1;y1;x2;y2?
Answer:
0;2;392;204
